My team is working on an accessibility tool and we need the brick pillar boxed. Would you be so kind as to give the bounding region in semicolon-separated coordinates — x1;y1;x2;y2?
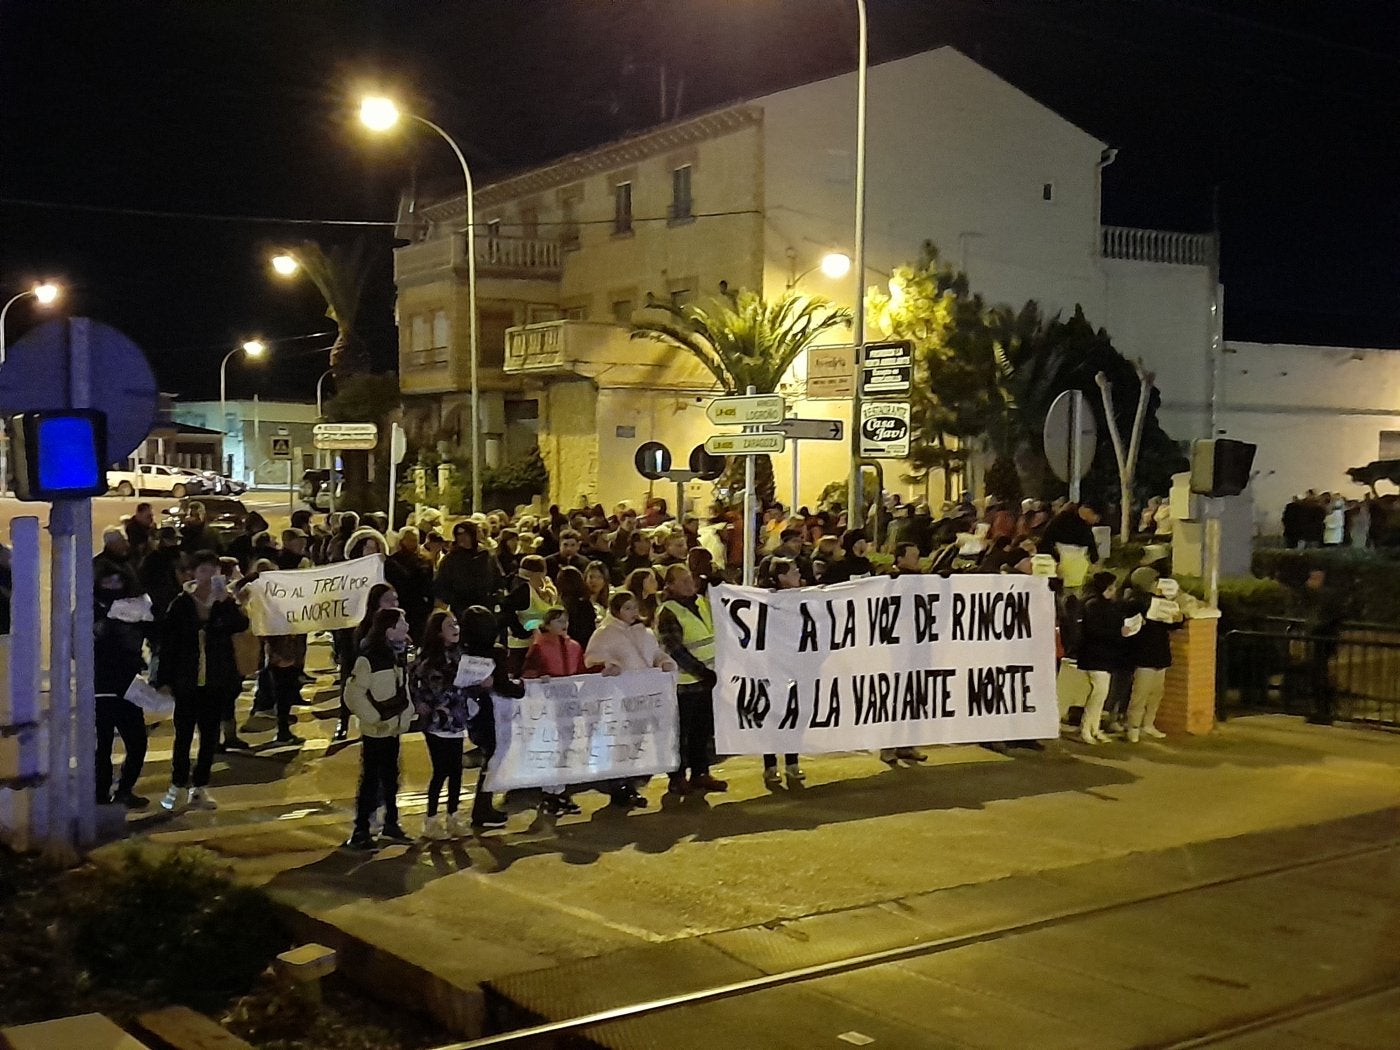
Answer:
1157;616;1217;735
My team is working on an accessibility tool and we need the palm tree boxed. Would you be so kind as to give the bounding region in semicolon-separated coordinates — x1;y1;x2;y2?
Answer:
630;288;851;503
283;238;376;376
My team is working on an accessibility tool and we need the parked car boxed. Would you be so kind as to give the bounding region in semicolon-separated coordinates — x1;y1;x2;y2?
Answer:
161;496;249;541
106;463;207;498
194;469;247;496
299;468;343;512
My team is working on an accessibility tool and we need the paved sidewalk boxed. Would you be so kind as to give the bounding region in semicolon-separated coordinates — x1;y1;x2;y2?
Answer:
96;675;1400;1042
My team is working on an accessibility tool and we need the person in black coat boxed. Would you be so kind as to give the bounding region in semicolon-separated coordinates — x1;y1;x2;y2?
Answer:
94;565;152;807
433;521;502;617
822;530;875;584
138;527;184;645
385;530;435;642
1124;567;1185;741
1076;570;1131;744
1039;502;1103;563
152;550;249;810
458;604;523;829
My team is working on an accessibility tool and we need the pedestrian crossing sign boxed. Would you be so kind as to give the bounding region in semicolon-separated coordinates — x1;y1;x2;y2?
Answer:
270;436;292;460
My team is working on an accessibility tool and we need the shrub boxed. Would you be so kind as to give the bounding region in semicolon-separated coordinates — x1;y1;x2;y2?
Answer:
1251;547;1400;624
1177;574;1293;629
69;849;287;1013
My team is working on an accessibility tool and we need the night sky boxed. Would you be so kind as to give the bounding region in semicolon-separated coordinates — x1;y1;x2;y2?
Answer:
2;0;1397;403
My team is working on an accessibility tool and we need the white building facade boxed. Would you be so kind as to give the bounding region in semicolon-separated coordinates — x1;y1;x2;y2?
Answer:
394;47;1220;511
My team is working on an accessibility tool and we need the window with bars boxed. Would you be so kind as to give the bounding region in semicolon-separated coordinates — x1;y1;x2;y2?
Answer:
613;181;633;235
669;165;693;223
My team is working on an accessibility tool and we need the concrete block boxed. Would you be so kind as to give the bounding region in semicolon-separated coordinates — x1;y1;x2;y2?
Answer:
134;1006;254;1050
275;943;337;983
2;1013;149;1050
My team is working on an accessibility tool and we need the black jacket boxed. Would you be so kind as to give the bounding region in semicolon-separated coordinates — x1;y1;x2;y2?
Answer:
93;595;149;697
152;591;249;696
823;554;874;584
139;548;184;622
433;547;502;612
1077;596;1129;672
385;550;435;627
1039;511;1100;562
1128;596;1184;669
545;552;590;581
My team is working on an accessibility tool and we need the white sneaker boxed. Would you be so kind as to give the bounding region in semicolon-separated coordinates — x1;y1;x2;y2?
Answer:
763;766;782;785
187;787;216;810
1108;720;1126;734
422;814;450;841
160;785;186;811
1079;728;1100;745
445;813;470;838
1095;727;1117;743
1127;728;1141;743
785;764;806;782
1142;726;1167;739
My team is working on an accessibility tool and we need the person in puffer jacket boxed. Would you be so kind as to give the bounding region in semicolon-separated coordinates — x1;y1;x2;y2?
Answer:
343;606;414;851
409;609;473;841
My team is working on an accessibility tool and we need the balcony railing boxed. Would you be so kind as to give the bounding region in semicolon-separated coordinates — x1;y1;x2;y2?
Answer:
395;234;563;282
1101;225;1215;266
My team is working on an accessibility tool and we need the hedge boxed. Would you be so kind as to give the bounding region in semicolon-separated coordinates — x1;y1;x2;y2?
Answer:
1251;547;1400;625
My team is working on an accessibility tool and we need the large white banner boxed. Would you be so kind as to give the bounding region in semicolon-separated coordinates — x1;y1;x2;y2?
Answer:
244;555;385;636
711;575;1059;753
485;670;680;791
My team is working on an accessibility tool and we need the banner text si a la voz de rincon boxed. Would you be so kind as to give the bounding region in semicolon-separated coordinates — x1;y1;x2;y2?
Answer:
710;574;1060;753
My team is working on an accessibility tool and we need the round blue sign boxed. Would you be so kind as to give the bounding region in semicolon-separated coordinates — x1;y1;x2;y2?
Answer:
0;318;160;461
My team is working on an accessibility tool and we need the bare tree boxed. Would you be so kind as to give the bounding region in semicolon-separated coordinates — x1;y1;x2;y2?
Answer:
1096;363;1154;542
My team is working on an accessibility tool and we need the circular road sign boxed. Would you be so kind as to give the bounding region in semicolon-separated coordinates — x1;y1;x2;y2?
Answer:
1043;389;1098;483
688;443;726;481
633;441;671;480
0;318;159;462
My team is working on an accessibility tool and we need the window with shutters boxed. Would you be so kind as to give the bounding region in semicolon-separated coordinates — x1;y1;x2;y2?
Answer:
613;181;633;235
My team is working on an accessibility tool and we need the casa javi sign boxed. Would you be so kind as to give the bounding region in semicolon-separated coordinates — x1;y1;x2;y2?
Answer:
710;575;1059;753
858;401;911;458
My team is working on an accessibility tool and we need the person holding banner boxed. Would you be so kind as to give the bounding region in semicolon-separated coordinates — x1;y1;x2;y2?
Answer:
1077;571;1133;744
522;607;593;815
343;607;415;850
584;590;677;809
762;559;804;786
656;565;727;795
457;605;517;830
504;555;559;675
1125;567;1185;742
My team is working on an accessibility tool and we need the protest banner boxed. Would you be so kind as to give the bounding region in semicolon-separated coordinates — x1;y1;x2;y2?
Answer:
243;555;385;635
485;670;680;791
711;574;1059;753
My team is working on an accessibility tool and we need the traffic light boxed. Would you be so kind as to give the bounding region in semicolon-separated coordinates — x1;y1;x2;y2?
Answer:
1190;438;1256;497
7;410;109;501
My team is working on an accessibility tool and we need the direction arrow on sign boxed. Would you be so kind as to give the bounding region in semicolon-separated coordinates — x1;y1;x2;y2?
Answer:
767;418;843;442
705;394;785;426
704;432;785;456
313;422;378;451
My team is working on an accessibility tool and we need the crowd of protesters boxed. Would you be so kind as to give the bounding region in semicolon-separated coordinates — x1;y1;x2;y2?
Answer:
90;489;1188;850
1280;490;1397;549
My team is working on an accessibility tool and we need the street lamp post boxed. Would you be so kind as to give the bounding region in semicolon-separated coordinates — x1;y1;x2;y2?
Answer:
361;96;482;513
848;0;870;530
0;282;62;492
220;340;267;478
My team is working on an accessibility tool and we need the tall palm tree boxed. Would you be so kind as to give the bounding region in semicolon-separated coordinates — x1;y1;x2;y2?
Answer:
284;238;376;377
631;289;851;503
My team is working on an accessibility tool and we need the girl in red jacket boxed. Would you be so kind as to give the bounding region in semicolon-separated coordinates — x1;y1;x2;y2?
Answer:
521;607;595;816
522;607;593;680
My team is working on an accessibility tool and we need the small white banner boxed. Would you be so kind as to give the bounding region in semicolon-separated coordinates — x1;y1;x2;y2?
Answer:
485;670;680;791
710;574;1059;753
244;555;386;636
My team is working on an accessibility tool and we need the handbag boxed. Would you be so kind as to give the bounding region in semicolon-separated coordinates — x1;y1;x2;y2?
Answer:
125;674;176;716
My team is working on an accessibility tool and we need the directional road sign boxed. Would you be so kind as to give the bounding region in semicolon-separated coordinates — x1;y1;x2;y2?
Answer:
704;432;785;456
705;394;784;426
313;422;378;451
767;417;843;442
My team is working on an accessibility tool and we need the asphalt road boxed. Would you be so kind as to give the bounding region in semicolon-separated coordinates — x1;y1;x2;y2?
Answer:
0;490;297;550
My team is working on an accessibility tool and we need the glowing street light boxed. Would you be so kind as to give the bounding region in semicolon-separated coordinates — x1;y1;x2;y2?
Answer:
270;253;300;277
819;252;852;279
32;282;60;306
221;339;269;437
360;92;483;511
0;281;63;491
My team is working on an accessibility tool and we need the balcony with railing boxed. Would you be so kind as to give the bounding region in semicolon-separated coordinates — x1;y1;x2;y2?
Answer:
395;233;564;283
1101;225;1215;266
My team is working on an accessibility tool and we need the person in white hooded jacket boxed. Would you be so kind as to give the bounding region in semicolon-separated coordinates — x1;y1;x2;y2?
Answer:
584;590;676;809
343;606;414;850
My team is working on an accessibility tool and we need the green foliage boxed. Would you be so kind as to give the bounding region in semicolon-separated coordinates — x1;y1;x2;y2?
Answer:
282;238;380;375
984;457;1021;503
1251;546;1400;624
818;472;880;512
398;460;466;515
483;445;548;494
632;288;850;505
69;849;287;1013
1176;574;1294;628
322;372;400;424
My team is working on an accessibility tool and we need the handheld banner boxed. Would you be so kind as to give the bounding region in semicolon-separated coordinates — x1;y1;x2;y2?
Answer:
485;670;680;791
711;575;1059;753
244;554;385;636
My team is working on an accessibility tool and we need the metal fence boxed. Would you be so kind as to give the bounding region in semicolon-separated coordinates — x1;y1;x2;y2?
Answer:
1219;624;1400;728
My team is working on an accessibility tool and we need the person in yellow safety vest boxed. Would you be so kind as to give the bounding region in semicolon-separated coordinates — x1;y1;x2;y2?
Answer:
655;565;728;795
